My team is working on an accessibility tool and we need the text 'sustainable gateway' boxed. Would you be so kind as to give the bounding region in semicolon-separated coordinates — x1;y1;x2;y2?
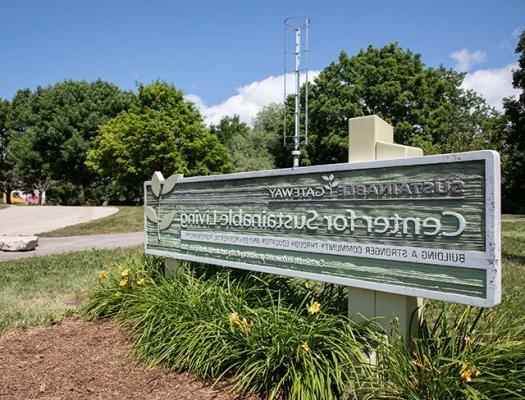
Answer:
144;151;501;307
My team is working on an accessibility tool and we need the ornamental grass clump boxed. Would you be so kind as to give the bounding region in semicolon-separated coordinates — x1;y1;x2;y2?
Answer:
120;271;379;399
83;255;163;319
85;260;379;399
222;299;377;399
375;305;525;399
84;257;525;399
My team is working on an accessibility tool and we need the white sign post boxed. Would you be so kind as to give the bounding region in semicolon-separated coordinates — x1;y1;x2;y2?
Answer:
347;115;424;342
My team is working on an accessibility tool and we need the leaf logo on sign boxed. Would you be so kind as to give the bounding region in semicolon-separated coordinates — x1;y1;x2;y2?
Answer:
322;174;339;196
146;171;181;240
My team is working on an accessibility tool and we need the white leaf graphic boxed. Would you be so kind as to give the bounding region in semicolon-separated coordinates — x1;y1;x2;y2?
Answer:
331;181;339;188
145;206;157;223
329;174;334;181
324;184;331;191
159;212;176;230
151;171;165;198
322;175;330;181
162;174;181;195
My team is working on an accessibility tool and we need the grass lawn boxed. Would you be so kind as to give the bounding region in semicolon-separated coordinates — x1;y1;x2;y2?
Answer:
496;214;525;315
502;214;525;260
0;247;142;331
39;206;144;237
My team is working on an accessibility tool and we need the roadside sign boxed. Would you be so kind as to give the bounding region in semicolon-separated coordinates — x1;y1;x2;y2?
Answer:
144;150;500;307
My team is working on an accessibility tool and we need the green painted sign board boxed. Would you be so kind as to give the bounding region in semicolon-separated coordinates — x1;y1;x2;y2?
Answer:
144;150;501;307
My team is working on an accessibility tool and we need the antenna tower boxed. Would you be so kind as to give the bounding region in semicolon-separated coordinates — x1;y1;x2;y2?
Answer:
283;17;309;168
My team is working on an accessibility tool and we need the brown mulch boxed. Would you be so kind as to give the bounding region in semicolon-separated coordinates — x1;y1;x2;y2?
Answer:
0;319;239;400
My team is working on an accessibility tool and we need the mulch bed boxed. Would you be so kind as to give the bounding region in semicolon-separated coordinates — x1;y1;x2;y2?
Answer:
0;319;239;400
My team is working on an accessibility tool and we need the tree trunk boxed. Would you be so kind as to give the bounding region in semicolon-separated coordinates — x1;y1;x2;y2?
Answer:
5;185;11;204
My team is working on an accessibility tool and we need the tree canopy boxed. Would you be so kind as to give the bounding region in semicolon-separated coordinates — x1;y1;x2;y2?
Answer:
4;80;135;203
296;43;494;166
0;39;523;210
0;99;9;192
210;114;276;172
502;30;525;212
86;81;232;201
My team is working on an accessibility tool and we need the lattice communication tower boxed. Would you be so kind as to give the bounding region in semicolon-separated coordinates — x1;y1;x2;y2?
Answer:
283;17;310;168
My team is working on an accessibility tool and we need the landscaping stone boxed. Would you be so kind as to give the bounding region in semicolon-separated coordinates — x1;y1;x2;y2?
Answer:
0;236;39;252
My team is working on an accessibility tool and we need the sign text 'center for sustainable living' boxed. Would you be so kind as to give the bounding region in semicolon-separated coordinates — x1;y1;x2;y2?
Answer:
144;151;501;307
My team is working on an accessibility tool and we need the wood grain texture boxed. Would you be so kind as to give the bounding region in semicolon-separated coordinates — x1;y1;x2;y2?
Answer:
145;159;488;300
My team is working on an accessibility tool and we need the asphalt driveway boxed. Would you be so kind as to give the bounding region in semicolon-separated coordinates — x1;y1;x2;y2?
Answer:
0;232;144;261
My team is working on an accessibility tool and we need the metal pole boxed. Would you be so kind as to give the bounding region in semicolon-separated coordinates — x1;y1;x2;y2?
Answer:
283;22;287;147
304;18;309;146
293;28;301;168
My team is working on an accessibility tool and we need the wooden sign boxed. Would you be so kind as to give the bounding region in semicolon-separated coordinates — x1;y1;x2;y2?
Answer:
144;150;501;307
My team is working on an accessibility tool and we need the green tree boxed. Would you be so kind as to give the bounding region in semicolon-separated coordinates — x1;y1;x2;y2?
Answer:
2;90;34;200
210;115;275;172
5;128;47;193
291;43;494;166
5;80;135;204
210;115;250;147
0;98;9;194
503;30;525;213
86;81;232;201
252;104;289;167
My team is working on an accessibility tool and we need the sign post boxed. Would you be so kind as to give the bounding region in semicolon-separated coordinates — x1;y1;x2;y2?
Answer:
347;115;424;342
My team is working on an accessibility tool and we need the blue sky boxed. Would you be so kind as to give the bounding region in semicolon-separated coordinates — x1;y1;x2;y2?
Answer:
1;0;523;124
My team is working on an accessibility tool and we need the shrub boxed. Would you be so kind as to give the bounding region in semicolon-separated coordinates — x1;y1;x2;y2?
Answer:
46;180;112;205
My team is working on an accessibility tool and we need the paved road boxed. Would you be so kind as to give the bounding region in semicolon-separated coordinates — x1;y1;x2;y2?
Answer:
0;232;144;261
0;205;119;235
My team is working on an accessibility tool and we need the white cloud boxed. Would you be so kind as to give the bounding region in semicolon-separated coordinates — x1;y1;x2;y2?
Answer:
186;71;320;126
462;64;519;111
187;62;517;125
450;49;487;72
184;94;207;110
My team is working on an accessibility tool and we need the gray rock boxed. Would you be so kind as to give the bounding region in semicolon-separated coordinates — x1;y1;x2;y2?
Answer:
0;236;39;252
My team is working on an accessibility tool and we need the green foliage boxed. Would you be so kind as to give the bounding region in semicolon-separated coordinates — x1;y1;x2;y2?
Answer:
502;31;525;213
377;307;525;400
44;179;110;205
83;254;163;319
252;104;290;167
84;256;525;400
84;263;376;399
274;43;496;167
4;80;135;203
86;81;232;201
0;98;10;192
210;114;276;172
